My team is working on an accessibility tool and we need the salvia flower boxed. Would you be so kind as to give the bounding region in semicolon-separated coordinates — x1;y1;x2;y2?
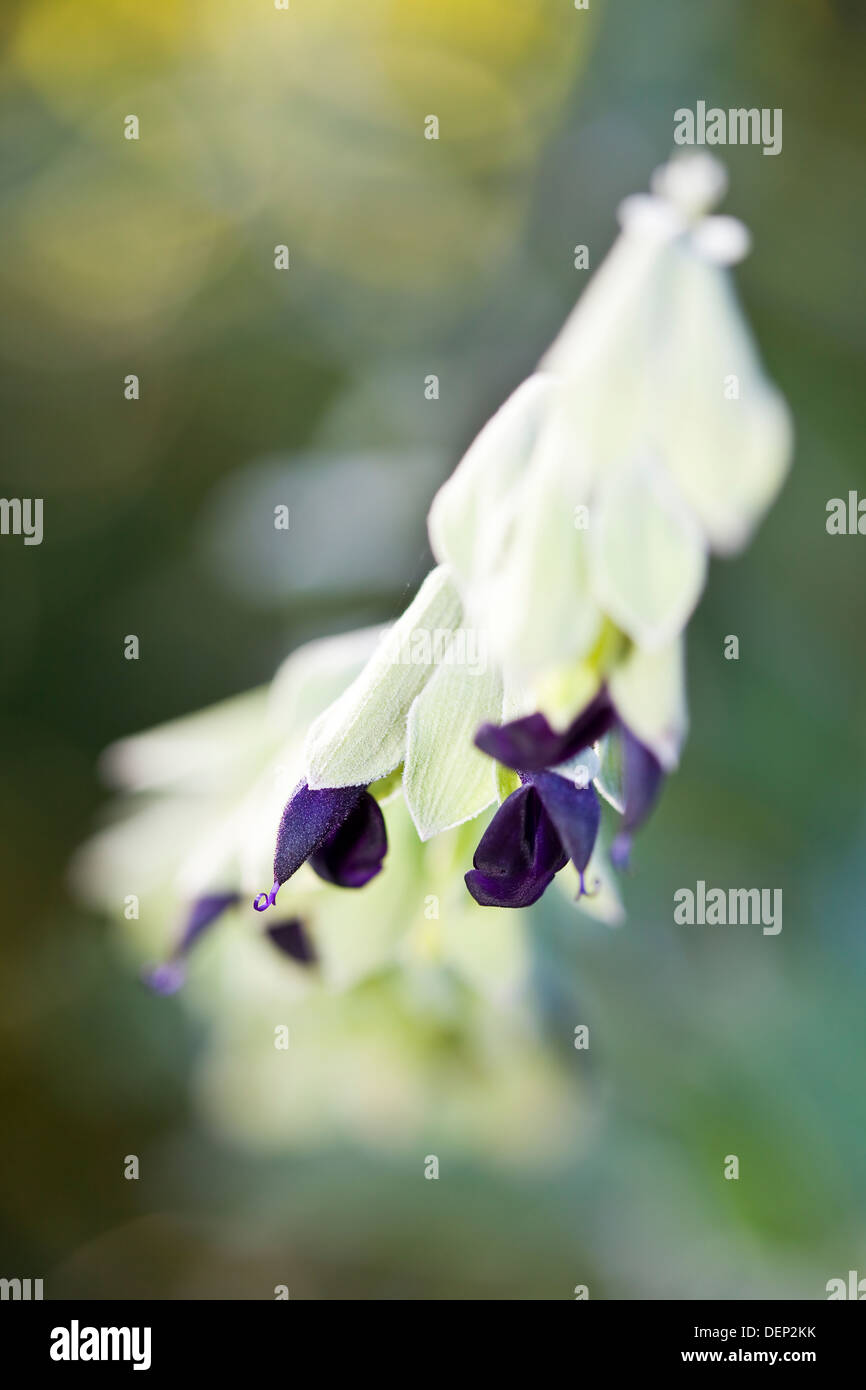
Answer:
465;676;668;906
144;891;317;993
144;891;241;995
466;774;600;909
253;780;387;912
265;917;318;966
251;159;789;916
475;682;666;874
75;625;405;990
79;155;793;996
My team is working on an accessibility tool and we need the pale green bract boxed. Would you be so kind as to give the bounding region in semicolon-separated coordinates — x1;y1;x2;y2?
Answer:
302;562;508;838
607;636;689;772
404;659;503;840
308;156;789;796
426;153;792;717
657;251;793;554
469;399;602;674
303;564;461;790
589;451;707;650
426;374;555;591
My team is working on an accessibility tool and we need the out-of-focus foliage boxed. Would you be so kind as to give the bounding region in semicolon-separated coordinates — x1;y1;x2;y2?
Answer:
4;0;590;357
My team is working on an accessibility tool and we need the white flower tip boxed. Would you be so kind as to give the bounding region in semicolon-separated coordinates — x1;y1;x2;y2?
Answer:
619;159;746;265
654;731;682;775
650;153;728;219
617;193;685;240
691;215;751;265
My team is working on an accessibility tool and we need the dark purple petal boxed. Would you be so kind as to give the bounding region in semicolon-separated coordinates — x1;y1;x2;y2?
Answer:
142;891;240;994
267;918;317;966
465;783;566;908
308;790;387;888
610;725;664;868
531;772;601;876
142;961;187;996
176;892;241;954
274;781;364;882
475;689;614;773
255;780;366;910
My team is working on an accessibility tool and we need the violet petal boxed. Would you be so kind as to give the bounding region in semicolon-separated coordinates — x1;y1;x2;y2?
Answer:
176;891;241;955
142;891;240;994
531;772;601;875
475;689;614;772
465;783;566;908
308;790;387;888
272;780;365;888
142;961;187;996
267;918;318;966
610;724;664;868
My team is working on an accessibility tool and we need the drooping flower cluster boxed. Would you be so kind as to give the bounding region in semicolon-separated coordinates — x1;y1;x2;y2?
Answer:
80;154;791;987
250;153;791;925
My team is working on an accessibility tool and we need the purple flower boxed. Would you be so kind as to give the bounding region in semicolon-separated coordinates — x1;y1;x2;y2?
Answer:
468;688;664;908
266;918;318;966
253;779;387;913
144;891;320;997
474;688;615;773
465;772;600;908
143;891;240;994
608;723;664;869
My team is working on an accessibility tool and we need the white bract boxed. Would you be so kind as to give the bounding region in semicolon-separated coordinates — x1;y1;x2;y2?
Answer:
428;153;792;710
304;564;506;841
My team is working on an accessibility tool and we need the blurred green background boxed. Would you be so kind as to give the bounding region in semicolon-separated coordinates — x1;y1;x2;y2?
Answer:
1;0;865;1299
